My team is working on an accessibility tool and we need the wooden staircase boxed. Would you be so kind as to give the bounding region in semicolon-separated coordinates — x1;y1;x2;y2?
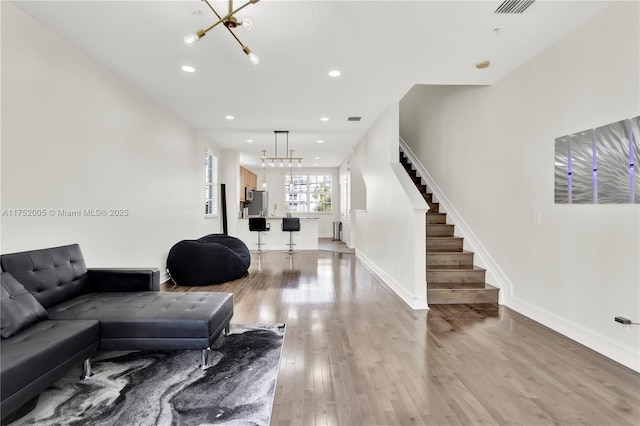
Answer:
400;151;499;305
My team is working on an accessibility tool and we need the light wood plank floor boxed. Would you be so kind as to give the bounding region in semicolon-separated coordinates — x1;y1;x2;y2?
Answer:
162;250;640;426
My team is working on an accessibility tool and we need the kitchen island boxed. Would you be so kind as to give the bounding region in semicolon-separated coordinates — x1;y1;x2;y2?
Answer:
237;217;319;251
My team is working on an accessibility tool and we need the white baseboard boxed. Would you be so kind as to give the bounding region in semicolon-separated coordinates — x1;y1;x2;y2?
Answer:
508;296;640;372
356;250;428;310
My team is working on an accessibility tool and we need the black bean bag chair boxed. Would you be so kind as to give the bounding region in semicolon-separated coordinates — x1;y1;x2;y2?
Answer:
167;234;250;286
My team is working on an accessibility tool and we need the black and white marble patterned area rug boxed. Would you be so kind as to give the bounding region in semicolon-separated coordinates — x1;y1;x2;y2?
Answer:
11;324;286;426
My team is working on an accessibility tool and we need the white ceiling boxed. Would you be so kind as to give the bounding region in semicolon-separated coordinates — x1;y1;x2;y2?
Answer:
13;0;612;167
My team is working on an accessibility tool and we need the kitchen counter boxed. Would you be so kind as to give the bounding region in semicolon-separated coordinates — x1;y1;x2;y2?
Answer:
236;217;319;251
238;216;319;220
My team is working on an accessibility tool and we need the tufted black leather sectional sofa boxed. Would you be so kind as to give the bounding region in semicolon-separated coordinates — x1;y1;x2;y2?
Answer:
0;244;233;423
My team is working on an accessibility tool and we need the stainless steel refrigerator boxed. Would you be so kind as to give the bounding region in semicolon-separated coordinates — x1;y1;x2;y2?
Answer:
247;190;268;216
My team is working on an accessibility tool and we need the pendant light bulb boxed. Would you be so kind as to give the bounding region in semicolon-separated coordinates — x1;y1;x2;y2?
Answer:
248;52;260;66
184;33;199;47
241;18;253;30
279;160;284;168
184;30;205;47
242;46;260;65
298;160;301;168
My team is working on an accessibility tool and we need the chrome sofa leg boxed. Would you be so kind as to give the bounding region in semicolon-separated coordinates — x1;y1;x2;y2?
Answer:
81;359;93;379
224;323;230;336
200;347;210;369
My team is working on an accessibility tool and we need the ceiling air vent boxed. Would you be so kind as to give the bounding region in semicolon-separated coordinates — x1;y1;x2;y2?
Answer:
495;0;535;14
347;117;362;122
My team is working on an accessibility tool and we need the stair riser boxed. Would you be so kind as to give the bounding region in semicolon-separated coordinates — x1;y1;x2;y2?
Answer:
427;270;486;286
427;253;474;269
428;288;499;305
427;225;454;237
427;239;463;252
426;213;446;224
428;203;439;213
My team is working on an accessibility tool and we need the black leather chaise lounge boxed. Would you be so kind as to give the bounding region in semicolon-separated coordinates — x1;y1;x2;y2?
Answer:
0;243;233;424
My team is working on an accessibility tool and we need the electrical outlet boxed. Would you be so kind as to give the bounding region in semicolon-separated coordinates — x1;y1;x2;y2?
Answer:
534;212;541;225
615;316;631;332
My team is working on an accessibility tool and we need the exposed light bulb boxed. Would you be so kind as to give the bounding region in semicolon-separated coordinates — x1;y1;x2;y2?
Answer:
298;160;301;168
279;160;284;168
184;33;200;47
248;52;260;65
241;18;253;30
243;46;260;66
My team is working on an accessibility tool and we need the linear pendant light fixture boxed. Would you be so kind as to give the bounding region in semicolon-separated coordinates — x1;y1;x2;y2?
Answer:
184;0;260;65
262;131;303;168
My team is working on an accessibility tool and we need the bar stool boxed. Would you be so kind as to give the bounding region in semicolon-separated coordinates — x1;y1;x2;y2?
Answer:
248;217;270;253
282;217;301;253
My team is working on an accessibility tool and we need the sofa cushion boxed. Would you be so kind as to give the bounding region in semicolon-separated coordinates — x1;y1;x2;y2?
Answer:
0;273;48;338
0;244;89;309
1;320;100;401
47;291;233;341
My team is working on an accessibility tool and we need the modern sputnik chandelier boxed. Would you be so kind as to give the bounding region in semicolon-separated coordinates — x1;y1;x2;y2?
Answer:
184;0;261;65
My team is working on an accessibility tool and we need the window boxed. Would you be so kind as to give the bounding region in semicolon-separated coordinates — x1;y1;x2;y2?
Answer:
285;174;332;213
205;151;218;215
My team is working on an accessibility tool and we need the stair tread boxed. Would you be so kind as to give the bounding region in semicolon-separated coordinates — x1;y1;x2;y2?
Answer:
428;266;485;272
428;250;474;254
428;283;498;291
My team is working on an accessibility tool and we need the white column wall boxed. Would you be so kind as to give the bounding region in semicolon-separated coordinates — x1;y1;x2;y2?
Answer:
1;3;220;278
399;1;640;370
352;103;428;310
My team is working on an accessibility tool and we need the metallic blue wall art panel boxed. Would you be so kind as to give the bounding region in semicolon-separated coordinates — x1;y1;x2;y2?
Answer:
570;130;595;204
554;115;639;204
554;136;570;203
630;117;640;203
596;120;630;203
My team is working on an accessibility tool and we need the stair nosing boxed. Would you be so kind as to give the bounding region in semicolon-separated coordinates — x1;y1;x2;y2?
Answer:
427;266;486;272
427;284;499;292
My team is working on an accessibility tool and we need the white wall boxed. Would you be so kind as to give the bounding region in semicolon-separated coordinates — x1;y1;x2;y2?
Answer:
399;1;640;371
244;166;340;238
0;2;221;278
351;103;429;309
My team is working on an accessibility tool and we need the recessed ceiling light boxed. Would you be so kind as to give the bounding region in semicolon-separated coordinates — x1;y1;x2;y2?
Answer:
181;65;196;73
225;115;235;120
313;163;319;166
246;139;253;143
320;117;329;122
314;156;320;160
317;140;324;143
328;70;341;77
476;60;490;69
